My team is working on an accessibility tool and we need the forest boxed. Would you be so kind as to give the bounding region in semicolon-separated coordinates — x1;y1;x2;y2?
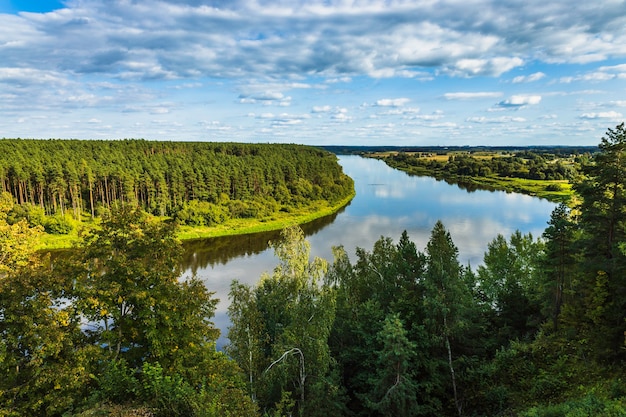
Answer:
0;139;353;237
1;124;626;416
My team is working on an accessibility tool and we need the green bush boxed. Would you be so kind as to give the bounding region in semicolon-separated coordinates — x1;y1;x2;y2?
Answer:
175;200;230;226
140;362;195;417
520;393;626;417
94;359;139;404
7;202;45;227
545;183;562;192
43;213;74;234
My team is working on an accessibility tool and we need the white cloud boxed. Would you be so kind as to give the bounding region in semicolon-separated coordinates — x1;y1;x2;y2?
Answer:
598;64;626;72
239;91;283;101
512;72;546;83
2;0;625;82
0;67;69;86
497;95;542;108
375;98;411;107
238;90;291;106
312;105;332;113
378;107;421;116
331;112;352;122
466;116;527;123
446;57;524;77
200;120;232;131
1;0;626;144
579;111;623;120
444;92;503;100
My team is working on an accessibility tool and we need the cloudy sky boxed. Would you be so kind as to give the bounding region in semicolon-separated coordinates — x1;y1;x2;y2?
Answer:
1;0;625;146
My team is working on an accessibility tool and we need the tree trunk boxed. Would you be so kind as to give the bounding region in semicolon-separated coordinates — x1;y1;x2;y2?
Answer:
444;314;461;417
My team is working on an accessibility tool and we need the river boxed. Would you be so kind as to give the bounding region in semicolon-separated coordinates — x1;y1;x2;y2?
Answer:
180;155;558;349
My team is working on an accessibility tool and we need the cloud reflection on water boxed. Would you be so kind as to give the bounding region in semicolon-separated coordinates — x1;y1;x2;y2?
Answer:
185;155;556;349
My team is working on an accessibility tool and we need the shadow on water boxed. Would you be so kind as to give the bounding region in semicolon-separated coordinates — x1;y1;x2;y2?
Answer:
43;203;349;272
180;203;349;274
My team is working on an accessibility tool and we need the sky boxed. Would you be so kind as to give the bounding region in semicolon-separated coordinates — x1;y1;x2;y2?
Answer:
1;0;625;146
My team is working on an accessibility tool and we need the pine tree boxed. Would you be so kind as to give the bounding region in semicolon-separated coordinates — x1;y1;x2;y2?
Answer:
573;123;626;359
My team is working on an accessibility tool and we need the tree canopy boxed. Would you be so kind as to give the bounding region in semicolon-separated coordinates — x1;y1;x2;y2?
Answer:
0;139;353;233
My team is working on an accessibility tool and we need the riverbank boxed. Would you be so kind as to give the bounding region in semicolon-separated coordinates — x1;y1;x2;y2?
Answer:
36;191;356;250
378;157;574;204
176;191;355;240
434;172;572;203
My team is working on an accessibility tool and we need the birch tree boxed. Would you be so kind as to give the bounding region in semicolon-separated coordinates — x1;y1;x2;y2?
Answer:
228;226;337;416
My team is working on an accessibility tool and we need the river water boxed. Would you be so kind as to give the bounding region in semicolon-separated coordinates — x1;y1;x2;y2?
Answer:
181;155;557;349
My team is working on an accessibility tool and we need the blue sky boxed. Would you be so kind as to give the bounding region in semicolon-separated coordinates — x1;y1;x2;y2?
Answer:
1;0;625;146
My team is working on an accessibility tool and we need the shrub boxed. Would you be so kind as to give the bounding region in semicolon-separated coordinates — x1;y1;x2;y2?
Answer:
175;201;230;226
43;213;74;234
140;362;195;417
94;359;139;404
545;183;562;192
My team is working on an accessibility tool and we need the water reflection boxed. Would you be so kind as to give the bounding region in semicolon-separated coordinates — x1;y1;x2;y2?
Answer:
183;155;557;349
181;208;346;274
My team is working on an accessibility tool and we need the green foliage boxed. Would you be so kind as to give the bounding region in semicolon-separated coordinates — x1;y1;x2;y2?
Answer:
1;203;256;416
5;127;626;417
174;200;231;226
0;192;44;273
361;314;421;417
93;359;139;405
0;140;353;229
383;150;577;202
540;203;578;332
0;193;93;416
571;122;626;361
140;362;196;417
6;201;46;227
520;393;626;417
386;150;577;182
227;226;338;416
43;213;74;234
477;231;544;345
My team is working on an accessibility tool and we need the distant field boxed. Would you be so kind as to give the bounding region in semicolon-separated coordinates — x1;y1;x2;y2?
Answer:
370;150;509;162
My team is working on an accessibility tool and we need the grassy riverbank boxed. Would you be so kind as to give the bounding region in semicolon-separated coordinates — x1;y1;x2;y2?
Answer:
36;192;355;250
176;192;355;240
417;169;574;203
455;174;573;202
377;153;576;204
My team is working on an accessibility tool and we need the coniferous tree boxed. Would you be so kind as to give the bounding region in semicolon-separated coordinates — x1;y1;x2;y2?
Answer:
423;221;473;417
573;123;626;360
362;314;422;417
541;203;577;332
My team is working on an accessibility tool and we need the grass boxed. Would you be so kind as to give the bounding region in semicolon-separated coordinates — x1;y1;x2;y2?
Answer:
457;175;573;203
35;192;356;251
177;193;355;240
